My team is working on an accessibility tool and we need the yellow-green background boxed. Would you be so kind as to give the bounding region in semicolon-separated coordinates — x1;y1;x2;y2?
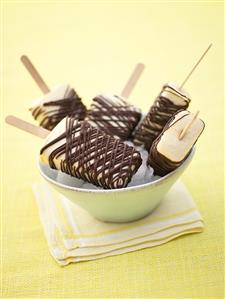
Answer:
1;1;224;298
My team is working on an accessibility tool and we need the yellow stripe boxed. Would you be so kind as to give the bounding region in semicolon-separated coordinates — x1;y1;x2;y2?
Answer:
79;219;204;247
63;227;203;262
67;220;204;255
52;194;75;238
60;207;200;239
66;219;204;245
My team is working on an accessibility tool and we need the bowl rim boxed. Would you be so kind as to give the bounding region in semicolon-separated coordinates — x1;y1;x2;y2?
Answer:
37;148;195;194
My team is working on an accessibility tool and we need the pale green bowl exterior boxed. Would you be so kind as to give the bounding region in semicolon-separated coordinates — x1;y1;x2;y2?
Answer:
38;150;194;223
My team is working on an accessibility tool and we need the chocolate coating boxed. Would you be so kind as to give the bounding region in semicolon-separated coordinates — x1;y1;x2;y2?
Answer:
40;117;142;189
31;89;86;131
148;111;204;176
133;84;191;151
86;95;141;140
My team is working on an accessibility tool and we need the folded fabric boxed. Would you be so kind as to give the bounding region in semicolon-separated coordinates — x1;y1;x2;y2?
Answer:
32;180;204;266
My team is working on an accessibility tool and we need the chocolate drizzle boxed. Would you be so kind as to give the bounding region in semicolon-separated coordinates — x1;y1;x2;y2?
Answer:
133;84;191;151
40;117;142;189
86;95;141;140
30;89;86;131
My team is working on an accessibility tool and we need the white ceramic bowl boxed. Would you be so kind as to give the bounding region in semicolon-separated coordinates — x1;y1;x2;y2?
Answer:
38;149;194;223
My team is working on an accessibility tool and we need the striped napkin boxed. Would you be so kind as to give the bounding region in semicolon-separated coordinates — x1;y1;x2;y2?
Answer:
32;180;204;266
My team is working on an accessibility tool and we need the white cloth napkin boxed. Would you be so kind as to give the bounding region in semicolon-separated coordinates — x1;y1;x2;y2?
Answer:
32;180;204;266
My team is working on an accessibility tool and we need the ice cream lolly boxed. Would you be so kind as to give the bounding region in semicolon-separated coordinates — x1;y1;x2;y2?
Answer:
40;117;142;189
30;84;86;131
133;83;191;150
148;110;205;176
86;94;141;140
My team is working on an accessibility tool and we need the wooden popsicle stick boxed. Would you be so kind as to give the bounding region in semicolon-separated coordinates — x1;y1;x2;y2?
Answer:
20;55;50;94
121;63;145;98
178;110;200;140
5;115;49;139
180;43;212;89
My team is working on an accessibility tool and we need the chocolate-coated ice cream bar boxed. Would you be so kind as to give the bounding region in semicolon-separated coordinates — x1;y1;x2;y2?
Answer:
148;110;205;176
40;117;142;189
30;84;86;131
86;94;141;140
133;83;191;151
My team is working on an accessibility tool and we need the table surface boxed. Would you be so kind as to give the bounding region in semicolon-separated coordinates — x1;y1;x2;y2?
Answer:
2;2;224;298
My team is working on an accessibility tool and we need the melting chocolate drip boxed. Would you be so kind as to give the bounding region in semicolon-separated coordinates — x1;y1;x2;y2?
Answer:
86;95;141;140
133;85;190;151
40;117;142;189
31;89;86;131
